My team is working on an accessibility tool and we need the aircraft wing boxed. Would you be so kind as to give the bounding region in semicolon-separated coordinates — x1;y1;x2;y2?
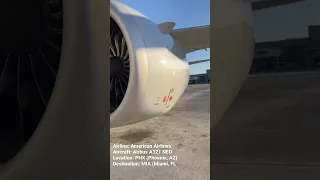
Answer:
251;0;305;11
158;22;209;54
158;23;210;64
188;59;210;65
169;25;210;54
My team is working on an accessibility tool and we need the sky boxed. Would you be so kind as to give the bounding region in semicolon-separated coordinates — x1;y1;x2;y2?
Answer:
117;0;210;75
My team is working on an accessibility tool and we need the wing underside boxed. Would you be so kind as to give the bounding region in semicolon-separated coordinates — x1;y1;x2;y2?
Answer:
188;59;210;65
170;25;210;54
158;22;210;64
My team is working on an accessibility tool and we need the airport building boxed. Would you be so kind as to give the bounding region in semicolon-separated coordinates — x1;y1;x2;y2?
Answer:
189;0;320;80
251;0;320;73
189;69;210;84
251;25;320;73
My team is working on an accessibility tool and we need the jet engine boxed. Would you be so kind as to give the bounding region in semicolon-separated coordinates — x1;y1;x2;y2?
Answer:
110;1;189;128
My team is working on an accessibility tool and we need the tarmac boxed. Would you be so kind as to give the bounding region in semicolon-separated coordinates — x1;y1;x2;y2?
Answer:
213;72;320;180
4;72;319;180
0;84;211;179
110;84;210;180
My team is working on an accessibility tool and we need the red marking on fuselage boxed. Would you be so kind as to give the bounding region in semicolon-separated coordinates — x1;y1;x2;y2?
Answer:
162;96;167;103
163;88;175;105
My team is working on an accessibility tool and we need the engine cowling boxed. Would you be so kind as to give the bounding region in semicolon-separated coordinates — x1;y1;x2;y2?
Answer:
110;1;190;128
211;0;254;126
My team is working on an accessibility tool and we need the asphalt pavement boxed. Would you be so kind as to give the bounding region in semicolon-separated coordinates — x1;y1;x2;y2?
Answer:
110;84;210;180
213;73;320;180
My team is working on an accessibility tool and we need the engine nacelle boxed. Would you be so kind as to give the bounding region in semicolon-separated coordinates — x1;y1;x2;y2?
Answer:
110;1;189;128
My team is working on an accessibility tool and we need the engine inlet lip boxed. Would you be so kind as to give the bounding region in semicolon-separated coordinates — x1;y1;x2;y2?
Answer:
110;1;151;127
109;11;134;120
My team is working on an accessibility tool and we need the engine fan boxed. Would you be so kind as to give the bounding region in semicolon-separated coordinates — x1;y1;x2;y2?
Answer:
110;18;130;114
0;0;63;162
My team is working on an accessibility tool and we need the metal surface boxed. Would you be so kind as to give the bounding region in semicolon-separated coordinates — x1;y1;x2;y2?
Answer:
110;1;190;127
211;0;254;126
